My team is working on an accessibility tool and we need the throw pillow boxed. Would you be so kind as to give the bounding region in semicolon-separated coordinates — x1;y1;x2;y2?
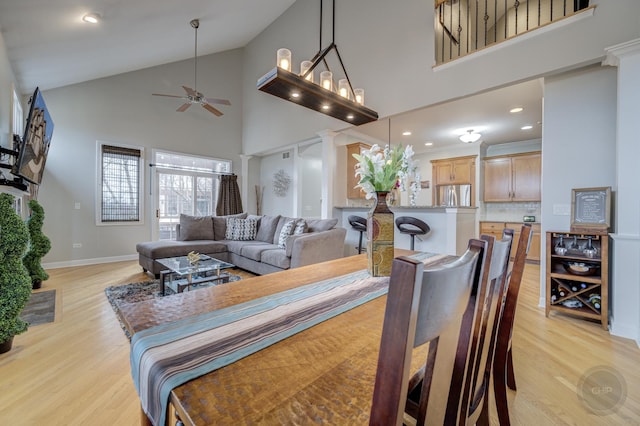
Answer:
293;218;307;235
225;218;258;241
277;219;297;248
177;214;214;241
213;212;248;240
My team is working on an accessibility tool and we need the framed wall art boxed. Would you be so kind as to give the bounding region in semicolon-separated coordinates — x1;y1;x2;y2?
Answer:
570;186;611;233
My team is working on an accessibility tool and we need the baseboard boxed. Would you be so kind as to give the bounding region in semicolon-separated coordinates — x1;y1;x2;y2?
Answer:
43;254;138;270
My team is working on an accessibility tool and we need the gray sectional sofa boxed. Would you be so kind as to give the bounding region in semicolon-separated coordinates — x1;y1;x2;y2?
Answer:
136;213;347;277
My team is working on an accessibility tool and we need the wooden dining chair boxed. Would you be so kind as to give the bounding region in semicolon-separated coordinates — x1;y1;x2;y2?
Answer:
492;224;532;426
452;231;513;426
369;238;486;426
370;231;513;425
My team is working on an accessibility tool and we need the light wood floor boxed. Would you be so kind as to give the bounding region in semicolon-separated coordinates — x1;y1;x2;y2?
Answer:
0;261;638;425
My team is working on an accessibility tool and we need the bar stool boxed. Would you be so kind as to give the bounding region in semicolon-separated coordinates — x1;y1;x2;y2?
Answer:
348;215;367;254
395;216;430;251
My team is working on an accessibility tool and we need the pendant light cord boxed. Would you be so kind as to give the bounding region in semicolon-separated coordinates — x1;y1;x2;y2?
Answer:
194;23;198;91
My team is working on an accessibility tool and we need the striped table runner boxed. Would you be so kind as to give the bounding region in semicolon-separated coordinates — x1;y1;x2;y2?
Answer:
131;252;447;425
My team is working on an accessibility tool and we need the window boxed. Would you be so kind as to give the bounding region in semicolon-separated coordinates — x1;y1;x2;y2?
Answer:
153;150;231;240
98;142;144;224
11;87;23;142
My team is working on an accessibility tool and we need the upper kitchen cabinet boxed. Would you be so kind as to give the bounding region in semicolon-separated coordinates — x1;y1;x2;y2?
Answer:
346;142;371;199
483;152;541;202
431;155;476;186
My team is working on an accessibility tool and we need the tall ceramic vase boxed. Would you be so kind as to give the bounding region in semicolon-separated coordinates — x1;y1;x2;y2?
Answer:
367;191;395;277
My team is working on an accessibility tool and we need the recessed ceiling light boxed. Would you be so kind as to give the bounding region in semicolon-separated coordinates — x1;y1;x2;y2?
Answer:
346;114;354;120
402;131;412;136
322;104;330;110
510;107;523;113
291;92;300;98
521;125;533;130
82;13;100;24
424;142;433;146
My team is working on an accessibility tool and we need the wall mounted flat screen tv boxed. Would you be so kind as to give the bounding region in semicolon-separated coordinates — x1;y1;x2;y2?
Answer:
14;87;54;185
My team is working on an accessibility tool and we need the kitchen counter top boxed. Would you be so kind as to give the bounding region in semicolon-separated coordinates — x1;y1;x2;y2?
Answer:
335;205;478;210
480;219;541;225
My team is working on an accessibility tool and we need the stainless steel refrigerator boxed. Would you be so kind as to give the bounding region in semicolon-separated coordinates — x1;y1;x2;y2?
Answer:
436;184;472;207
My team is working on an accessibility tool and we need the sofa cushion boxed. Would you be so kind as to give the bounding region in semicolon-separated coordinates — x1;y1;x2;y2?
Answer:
273;216;297;245
305;218;338;232
225;217;258;241
177;214;214;241
255;215;281;243
277;219;297;248
260;248;291;269
293;218;307;235
136;240;227;259
213;212;247;240
241;242;280;261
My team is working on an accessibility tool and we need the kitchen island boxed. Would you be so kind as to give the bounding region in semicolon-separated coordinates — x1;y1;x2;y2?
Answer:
334;205;477;257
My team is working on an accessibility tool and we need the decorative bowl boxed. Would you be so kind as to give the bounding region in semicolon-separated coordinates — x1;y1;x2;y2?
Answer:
563;261;599;276
554;247;568;256
583;248;598;258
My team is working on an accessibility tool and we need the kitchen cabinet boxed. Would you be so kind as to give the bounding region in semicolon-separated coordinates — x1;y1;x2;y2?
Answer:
483;152;541;202
431;155;476;185
431;155;476;206
545;231;608;330
479;221;541;262
346;142;371;199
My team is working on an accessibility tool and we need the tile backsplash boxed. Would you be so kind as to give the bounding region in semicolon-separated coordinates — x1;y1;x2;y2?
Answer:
482;202;541;222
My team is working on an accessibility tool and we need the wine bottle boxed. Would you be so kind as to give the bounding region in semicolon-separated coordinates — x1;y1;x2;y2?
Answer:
588;293;601;310
550;287;559;302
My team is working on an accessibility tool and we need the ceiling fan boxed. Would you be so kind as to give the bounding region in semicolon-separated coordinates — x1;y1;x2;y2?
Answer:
153;19;230;117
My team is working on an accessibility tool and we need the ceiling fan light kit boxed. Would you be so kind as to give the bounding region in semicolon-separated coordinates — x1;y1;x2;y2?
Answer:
152;19;230;117
257;0;378;126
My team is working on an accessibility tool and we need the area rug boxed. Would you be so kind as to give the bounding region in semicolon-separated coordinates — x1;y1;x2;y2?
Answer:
105;274;241;339
20;290;56;326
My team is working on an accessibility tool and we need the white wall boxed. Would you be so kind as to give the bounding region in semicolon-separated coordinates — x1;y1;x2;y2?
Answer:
259;150;295;218
242;0;640;158
540;65;618;305
38;49;244;266
298;142;322;218
0;31;19;148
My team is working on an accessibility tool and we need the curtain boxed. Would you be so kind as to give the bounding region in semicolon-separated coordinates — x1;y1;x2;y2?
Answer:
216;174;243;216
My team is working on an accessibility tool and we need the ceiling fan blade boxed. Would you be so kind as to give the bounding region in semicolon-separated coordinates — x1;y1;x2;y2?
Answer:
153;93;184;99
206;98;231;106
177;103;192;112
202;103;223;117
182;86;198;97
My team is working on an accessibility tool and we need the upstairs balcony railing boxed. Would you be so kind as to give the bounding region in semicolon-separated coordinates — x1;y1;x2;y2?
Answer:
435;0;591;65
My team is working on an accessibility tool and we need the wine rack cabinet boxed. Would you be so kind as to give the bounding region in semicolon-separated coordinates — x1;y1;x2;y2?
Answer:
545;231;609;330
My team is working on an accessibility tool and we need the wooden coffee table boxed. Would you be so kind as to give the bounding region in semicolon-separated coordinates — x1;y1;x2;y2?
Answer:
157;255;234;295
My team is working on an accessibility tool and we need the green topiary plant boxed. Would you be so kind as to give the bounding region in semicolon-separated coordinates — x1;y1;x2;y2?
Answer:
23;199;51;289
0;193;32;346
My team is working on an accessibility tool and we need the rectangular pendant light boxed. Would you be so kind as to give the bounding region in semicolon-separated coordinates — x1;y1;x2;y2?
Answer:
257;67;378;126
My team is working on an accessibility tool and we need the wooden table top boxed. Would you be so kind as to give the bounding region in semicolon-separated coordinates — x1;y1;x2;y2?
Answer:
121;250;451;425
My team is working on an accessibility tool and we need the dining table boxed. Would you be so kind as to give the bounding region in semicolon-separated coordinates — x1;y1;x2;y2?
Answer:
120;249;454;425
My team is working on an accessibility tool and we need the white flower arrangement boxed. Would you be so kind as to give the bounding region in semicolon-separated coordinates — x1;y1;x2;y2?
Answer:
353;144;420;202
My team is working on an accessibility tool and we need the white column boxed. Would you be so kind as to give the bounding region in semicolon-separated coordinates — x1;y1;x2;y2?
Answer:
604;39;640;343
239;154;253;213
317;130;337;219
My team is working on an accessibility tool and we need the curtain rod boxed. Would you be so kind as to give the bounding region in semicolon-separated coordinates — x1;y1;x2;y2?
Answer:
149;163;235;176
